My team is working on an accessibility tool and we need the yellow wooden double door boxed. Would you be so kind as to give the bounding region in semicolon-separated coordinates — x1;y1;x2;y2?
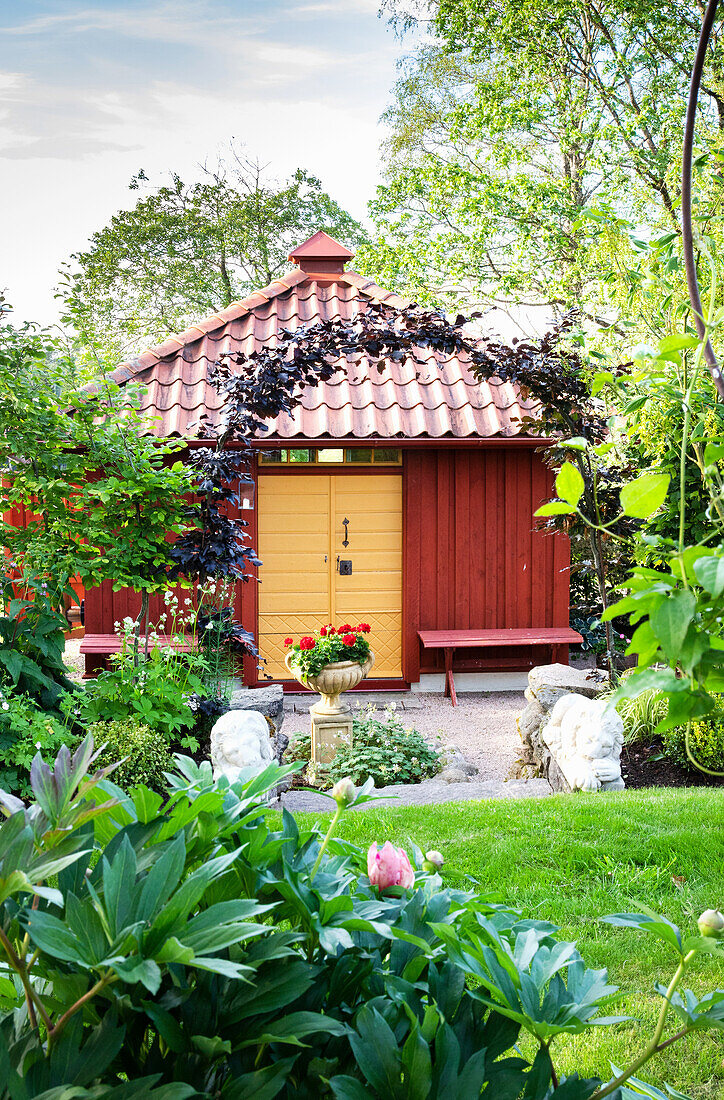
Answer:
258;473;402;679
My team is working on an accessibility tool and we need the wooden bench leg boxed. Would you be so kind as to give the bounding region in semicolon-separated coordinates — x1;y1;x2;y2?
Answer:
551;644;568;665
444;647;457;707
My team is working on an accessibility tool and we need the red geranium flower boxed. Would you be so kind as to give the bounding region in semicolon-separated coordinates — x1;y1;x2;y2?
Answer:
356;622;371;633
328;625;336;635
342;633;356;646
299;636;315;650
320;625;327;636
283;637;293;647
338;623;353;633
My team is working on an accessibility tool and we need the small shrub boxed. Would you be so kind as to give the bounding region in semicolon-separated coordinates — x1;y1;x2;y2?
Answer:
90;719;173;790
663;707;724;773
331;703;440;787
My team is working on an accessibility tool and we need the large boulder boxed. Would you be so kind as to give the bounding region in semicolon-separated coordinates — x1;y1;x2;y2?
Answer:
527;663;607;711
229;684;284;732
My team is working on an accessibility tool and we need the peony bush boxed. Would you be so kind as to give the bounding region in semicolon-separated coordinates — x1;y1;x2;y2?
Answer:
0;741;723;1098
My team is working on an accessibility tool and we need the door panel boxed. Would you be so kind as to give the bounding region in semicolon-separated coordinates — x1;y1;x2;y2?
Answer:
257;472;402;680
333;475;402;678
258;475;331;678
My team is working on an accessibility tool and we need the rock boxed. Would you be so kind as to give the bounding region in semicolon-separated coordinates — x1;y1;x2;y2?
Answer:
437;743;477;777
228;685;284;734
527;663;608;711
437;765;471;784
210;710;274;787
541;693;624;792
516;700;545;763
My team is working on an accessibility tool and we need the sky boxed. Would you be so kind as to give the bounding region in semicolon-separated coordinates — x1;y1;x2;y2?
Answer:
0;0;406;327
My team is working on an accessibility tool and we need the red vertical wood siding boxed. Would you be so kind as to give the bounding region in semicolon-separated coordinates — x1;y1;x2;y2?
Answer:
83;447;569;683
402;447;570;681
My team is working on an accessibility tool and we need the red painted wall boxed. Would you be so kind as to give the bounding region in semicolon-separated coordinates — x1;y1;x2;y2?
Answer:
401;447;570;682
82;446;570;681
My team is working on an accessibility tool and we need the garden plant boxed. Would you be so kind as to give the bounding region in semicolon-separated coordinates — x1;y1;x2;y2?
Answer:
1;740;723;1098
284;623;372;682
288;702;441;790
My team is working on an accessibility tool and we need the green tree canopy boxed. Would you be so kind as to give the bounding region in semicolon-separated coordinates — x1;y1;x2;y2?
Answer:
60;150;369;373
361;0;724;322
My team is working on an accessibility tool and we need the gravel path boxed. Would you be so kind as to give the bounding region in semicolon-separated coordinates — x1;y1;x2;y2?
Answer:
284;691;528;782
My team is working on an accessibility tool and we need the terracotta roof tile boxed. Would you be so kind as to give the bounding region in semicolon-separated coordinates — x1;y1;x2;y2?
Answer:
94;235;539;440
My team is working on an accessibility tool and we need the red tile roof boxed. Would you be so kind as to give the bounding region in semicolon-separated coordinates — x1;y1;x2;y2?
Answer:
99;235;539;441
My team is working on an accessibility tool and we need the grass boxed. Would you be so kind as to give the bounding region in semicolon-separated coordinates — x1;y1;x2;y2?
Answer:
287;788;724;1098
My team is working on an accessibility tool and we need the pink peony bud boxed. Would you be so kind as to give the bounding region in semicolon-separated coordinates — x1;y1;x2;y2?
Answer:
367;841;415;892
424;849;444;872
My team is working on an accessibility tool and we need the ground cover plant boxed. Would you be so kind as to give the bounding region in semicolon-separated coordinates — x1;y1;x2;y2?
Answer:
292;788;724;1099
2;742;724;1099
288;702;441;789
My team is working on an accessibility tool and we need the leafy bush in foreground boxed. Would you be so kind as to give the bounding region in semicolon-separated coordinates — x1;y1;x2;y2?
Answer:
0;740;723;1098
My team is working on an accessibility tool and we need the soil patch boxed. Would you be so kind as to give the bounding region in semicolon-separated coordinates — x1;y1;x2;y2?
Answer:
622;737;724;789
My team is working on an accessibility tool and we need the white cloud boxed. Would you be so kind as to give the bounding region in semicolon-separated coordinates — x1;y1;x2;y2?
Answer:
0;0;405;326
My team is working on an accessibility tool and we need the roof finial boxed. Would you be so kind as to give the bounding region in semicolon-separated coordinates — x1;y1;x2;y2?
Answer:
288;230;354;277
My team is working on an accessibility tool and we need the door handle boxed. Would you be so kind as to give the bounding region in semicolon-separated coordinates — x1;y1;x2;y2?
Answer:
342;517;350;547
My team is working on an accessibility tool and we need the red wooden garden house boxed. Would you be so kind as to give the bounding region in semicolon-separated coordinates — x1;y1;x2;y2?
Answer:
81;231;575;691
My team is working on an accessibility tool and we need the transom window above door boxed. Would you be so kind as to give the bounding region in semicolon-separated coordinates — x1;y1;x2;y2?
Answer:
259;447;402;465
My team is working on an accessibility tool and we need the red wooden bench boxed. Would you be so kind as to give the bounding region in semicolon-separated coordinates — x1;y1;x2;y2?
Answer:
79;634;194;677
417;628;583;706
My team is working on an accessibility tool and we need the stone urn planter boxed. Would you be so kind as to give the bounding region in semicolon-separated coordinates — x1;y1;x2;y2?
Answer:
285;652;375;713
285;651;375;763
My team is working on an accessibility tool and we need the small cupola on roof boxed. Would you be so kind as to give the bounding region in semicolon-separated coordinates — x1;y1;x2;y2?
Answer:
288;230;354;280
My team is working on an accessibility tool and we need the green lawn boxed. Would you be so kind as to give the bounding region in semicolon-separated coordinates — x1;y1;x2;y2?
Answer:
290;788;724;1098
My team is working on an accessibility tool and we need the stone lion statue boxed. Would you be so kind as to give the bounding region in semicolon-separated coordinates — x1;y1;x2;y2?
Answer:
541;693;624;792
210;710;274;785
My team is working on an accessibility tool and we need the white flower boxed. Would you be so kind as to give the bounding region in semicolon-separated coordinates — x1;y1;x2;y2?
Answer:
35;741;42;749
2;702;9;712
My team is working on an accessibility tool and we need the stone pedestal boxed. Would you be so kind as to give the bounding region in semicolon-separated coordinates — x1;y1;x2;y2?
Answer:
310;704;353;765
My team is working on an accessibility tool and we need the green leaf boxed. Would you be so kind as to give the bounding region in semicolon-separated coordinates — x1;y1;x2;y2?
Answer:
703;442;724;467
600;912;683;953
650;590;697;662
327;1077;373;1100
222;1059;296;1100
659;333;700;354
619;474;669;519
534;501;575;517
555;463;584;507
693;555;724;598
